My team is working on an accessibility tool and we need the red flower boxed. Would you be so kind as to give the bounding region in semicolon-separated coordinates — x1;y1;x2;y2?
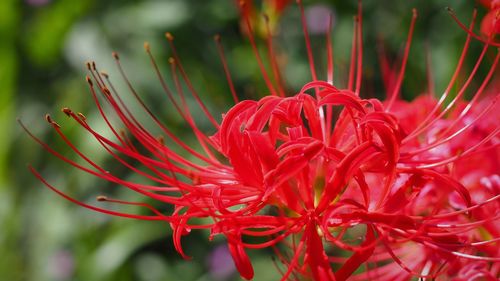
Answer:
479;0;500;36
23;2;499;281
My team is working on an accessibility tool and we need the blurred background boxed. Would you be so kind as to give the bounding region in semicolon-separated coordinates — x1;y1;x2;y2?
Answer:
1;0;491;280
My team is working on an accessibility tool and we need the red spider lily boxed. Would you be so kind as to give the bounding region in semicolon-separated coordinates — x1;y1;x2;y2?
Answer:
23;1;499;281
478;0;500;35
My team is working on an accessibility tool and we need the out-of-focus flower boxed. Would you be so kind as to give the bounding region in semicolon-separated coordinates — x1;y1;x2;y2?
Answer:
207;244;237;280
238;0;292;36
23;1;499;281
306;4;334;35
48;250;75;281
239;0;292;17
478;0;500;35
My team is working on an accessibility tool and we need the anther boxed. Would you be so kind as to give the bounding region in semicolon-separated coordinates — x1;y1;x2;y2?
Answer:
61;107;72;116
85;61;92;70
187;170;200;185
45;114;61;128
119;129;127;138
86;76;93;86
144;42;151;52
100;71;109;78
96;195;108;202
157;135;165;145
112;52;120;60
168;57;175;64
214;34;221;42
102;87;111;96
77;112;86;120
45;114;53;123
165;32;174;41
91;61;97;71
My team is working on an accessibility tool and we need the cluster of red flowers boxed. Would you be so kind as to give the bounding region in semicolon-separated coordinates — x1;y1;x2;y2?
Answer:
24;1;499;280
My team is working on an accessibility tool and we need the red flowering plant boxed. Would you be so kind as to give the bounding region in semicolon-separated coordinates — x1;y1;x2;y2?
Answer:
22;1;499;280
478;0;500;35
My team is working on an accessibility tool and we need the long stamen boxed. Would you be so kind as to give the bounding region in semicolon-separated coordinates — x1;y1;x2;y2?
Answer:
355;0;363;96
438;51;500;135
23;117;195;202
214;34;240;103
404;38;492;143
347;16;358;91
84;74;127;148
386;9;418;110
167;57;220;161
30;166;167;221
409;129;499;169
297;0;319;97
263;14;286;97
144;42;184;115
63;109;184;187
165;33;220;128
324;12;337;144
238;2;278;96
403;10;477;142
402;96;498;157
112;52;222;166
326;13;334;85
447;7;500;47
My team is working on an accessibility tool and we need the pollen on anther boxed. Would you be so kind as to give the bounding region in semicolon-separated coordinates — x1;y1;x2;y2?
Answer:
86;76;93;86
144;42;151;52
119;129;127;138
96;195;108;202
157;135;165;145
77;112;86;121
168;57;175;64
45;114;61;128
102;87;112;96
165;32;174;41
61;107;72;116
